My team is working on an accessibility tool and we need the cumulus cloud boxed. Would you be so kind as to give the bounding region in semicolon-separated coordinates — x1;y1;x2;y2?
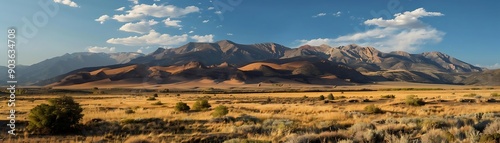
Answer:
163;18;182;27
191;34;214;42
87;46;116;53
299;8;445;52
364;8;443;28
202;20;210;23
95;15;110;24
188;31;194;33
207;7;215;10
215;11;222;14
107;30;188;46
115;7;125;11
112;4;200;22
312;13;326;18
53;0;78;7
119;19;159;34
227;33;233;36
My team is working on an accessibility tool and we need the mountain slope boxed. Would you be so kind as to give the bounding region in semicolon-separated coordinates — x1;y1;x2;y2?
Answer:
285;44;483;73
462;69;500;85
0;52;143;85
130;40;289;66
40;56;371;87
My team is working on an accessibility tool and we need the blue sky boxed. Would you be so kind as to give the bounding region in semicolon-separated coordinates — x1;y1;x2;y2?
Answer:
1;0;499;69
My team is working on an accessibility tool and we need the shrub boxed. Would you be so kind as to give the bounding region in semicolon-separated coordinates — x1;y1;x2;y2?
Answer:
146;97;156;101
491;93;500;97
319;95;325;100
381;94;395;98
151;101;163;105
421;129;449;143
405;95;425;106
193;99;211;111
327;93;334;100
464;93;477;97
480;133;500;143
174;102;190;112
364;104;383;114
267;97;272;102
153;93;158;97
27;95;83;134
212;105;229;117
125;109;135;114
484;121;500;134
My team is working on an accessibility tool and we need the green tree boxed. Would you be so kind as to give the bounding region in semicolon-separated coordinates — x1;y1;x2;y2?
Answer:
27;95;83;134
212;105;229;117
319;95;325;100
174;102;190;112
327;93;334;100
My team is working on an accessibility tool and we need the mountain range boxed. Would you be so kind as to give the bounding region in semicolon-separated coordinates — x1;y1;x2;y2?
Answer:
0;52;143;85
2;40;498;86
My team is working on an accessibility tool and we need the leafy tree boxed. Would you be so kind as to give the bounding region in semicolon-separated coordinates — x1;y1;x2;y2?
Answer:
319;95;325;100
327;93;334;100
174;102;190;112
27;95;83;134
212;105;229;117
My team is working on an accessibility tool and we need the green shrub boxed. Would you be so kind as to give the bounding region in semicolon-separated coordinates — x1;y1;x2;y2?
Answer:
27;95;83;134
146;97;156;101
380;94;395;98
327;93;334;100
174;102;190;112
491;93;500;97
319;95;325;100
212;105;229;117
364;104;383;114
151;101;163;105
405;95;425;106
153;93;158;97
193;99;211;111
480;133;500;143
463;93;477;97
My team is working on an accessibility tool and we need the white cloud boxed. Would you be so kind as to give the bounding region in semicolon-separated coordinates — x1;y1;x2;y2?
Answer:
136;46;151;53
298;8;445;52
207;7;215;10
119;19;159;34
227;33;233;36
188;31;194;33
107;30;188;46
129;0;139;4
87;46;116;53
53;0;78;7
163;18;182;27
115;7;126;11
312;13;326;18
95;15;110;24
364;8;443;28
333;11;342;17
202;20;210;23
112;4;200;22
477;63;500;69
191;34;214;42
215;11;222;14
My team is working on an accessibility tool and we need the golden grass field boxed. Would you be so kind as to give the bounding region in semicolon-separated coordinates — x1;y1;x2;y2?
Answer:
1;82;500;143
